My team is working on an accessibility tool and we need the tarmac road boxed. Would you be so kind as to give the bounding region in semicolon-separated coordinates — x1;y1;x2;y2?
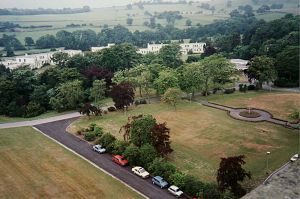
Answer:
35;118;185;199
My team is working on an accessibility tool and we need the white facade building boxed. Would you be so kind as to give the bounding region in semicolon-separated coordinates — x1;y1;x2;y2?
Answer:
91;43;115;52
0;49;82;70
137;42;206;55
230;59;249;70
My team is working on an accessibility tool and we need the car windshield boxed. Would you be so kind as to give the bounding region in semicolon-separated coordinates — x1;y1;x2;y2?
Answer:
140;168;145;173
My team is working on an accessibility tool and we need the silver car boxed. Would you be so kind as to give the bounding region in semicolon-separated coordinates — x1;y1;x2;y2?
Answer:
93;144;106;153
168;185;183;197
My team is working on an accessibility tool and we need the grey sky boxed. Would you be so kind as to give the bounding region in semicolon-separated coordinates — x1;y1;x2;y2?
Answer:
0;0;142;9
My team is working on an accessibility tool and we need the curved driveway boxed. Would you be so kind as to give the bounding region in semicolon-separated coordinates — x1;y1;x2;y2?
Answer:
34;118;181;199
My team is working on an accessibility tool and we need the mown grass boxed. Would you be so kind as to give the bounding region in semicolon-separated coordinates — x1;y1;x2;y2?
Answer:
198;91;300;120
70;96;299;189
0;127;142;199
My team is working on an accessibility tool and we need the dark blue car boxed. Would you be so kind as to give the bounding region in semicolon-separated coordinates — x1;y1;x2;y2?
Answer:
152;176;169;188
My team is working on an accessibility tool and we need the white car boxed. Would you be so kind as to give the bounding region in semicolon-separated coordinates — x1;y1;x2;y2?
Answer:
168;185;183;197
93;145;106;153
132;166;149;178
290;154;299;162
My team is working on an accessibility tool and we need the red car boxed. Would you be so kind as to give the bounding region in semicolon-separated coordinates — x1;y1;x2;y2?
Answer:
112;155;128;166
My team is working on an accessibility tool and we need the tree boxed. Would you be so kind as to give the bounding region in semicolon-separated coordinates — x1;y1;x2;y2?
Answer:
139;144;158;168
24;37;34;46
274;46;299;87
123;144;140;165
127;18;134;26
245;56;277;89
154;69;180;95
200;55;235;96
186;19;192;26
110;82;135;109
217;155;251;198
83;66;114;89
151;122;173;156
36;34;58;49
30;85;50;109
51;52;70;67
162;88;182;110
170;171;186;188
179;62;205;96
24;101;45;118
79;103;102;117
97;133;116;149
148;157;176;181
50;80;84;112
90;79;106;104
5;45;14;57
111;140;129;154
159;44;183;68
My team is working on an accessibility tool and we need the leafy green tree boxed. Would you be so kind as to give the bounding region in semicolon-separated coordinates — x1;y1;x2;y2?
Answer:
97;133;116;150
30;85;50;109
217;155;251;198
186;19;192;26
72;29;97;51
162;88;182;110
127;18;134;26
275;46;299;87
245;56;277;89
36;34;58;49
111;140;129;155
154;69;180;95
200;55;235;95
51;52;70;67
148;157;176;181
123;144;140;165
25;102;45;117
159;44;183;68
24;37;34;46
130;115;156;147
139;144;158;168
170;171;186;188
179;62;205;96
50;80;84;112
90;79;106;105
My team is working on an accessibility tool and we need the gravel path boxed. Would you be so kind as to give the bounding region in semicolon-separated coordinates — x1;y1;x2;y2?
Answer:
199;100;291;128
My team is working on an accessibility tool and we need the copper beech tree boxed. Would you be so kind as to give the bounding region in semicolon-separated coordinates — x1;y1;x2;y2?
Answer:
120;115;173;156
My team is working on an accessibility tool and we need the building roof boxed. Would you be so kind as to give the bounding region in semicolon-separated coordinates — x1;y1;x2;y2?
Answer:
242;160;300;199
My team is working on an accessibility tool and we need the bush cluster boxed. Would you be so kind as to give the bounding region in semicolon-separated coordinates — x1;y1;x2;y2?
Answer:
224;88;236;94
239;84;248;92
82;123;104;142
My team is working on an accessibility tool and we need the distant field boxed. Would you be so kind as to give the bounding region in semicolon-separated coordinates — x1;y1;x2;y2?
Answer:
0;127;142;199
69;91;299;189
2;1;298;44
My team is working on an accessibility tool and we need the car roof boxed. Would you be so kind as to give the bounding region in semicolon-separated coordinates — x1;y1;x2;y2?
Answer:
154;176;163;180
114;155;123;158
170;185;179;189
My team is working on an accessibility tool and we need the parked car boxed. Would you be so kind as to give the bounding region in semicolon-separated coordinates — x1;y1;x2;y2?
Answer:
168;185;183;197
290;154;299;162
92;144;106;153
152;176;168;188
132;166;149;178
112;155;129;166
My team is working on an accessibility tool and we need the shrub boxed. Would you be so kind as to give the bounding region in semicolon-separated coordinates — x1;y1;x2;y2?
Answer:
24;102;45;118
247;84;256;90
123;144;140;165
170;171;186;188
84;131;97;141
239;84;247;92
139;144;158;168
76;130;82;135
111;140;129;154
224;88;235;94
202;90;210;96
94;126;104;137
108;106;117;112
148;157;176;182
181;175;205;197
97;133;116;148
89;123;97;131
139;99;147;104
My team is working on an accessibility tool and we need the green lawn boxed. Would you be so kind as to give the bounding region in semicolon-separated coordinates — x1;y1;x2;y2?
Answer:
0;127;142;199
70;96;299;189
0;110;74;123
